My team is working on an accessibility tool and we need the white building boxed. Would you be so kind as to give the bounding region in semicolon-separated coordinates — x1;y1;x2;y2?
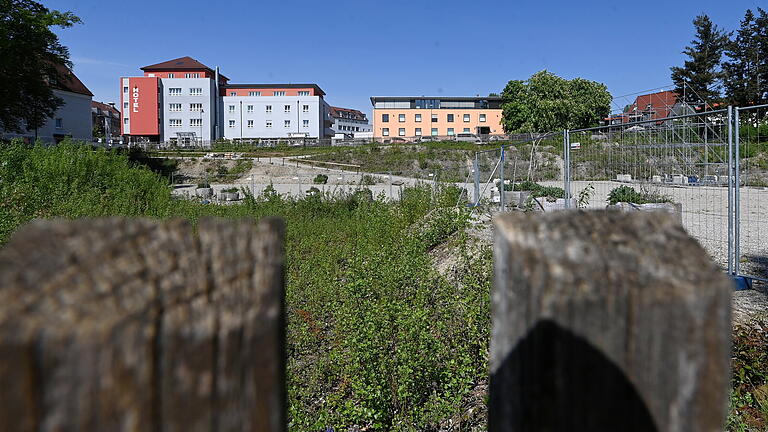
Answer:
121;57;334;145
330;106;371;137
221;84;334;141
2;64;93;143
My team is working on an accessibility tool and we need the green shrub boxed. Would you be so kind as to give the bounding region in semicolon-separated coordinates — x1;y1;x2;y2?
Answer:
313;174;328;184
505;181;564;199
221;187;238;193
607;185;670;205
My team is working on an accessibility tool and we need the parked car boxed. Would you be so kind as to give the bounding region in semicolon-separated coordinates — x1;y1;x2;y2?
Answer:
418;136;438;143
455;133;483;144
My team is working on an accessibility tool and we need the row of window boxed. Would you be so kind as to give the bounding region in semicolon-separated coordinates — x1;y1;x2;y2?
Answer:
381;127;474;137
167;103;204;112
381;113;486;123
227;90;310;97
228;104;309;113
147;73;202;78
337;125;365;132
169;119;204;127
224;119;310;128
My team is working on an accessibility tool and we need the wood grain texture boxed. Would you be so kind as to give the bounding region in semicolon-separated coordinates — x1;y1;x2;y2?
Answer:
490;210;731;432
0;217;285;432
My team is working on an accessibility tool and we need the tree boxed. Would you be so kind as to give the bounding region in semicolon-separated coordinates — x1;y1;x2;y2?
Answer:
0;0;81;134
670;15;730;106
722;9;764;106
499;70;611;133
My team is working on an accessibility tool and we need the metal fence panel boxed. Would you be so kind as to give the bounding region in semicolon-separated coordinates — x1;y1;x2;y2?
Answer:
566;111;733;269
735;105;768;283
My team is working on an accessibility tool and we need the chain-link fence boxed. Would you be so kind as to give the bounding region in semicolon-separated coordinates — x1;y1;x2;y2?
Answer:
469;107;767;285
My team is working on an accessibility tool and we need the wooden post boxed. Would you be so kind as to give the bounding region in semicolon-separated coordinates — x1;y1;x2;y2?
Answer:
491;211;731;432
0;217;285;432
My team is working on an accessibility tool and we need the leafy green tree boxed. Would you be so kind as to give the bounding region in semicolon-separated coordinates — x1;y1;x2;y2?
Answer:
499;70;611;133
722;9;764;106
0;0;81;133
670;14;730;106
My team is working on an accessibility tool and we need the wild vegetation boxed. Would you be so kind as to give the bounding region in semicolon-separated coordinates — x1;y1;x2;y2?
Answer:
0;140;490;430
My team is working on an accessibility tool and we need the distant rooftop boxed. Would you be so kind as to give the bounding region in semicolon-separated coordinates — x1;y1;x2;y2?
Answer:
224;83;326;96
141;56;229;80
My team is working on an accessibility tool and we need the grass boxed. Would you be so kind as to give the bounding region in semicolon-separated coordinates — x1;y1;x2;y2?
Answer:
0;139;490;431
3;138;766;430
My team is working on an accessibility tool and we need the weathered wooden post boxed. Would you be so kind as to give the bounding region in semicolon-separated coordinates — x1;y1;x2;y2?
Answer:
491;211;731;432
0;217;285;432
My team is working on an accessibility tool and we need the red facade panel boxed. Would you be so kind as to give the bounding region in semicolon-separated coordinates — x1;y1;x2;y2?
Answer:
124;77;159;135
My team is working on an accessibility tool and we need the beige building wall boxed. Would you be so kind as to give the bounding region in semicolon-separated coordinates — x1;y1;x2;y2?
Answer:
372;108;503;138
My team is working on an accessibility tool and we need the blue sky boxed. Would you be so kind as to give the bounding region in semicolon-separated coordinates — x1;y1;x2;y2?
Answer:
54;0;764;117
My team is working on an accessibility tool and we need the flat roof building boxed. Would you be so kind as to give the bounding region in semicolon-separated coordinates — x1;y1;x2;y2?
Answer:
370;96;503;140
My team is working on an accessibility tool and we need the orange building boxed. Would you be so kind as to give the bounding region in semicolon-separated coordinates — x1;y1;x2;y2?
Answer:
370;96;504;140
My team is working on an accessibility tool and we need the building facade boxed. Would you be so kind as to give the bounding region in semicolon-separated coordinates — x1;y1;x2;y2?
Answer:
2;64;93;143
91;101;121;141
370;96;503;140
221;84;333;141
330;106;371;136
120;56;333;145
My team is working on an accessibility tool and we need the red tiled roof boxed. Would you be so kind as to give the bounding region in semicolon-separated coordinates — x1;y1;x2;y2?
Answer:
141;56;229;80
91;100;119;116
51;63;92;97
330;106;366;119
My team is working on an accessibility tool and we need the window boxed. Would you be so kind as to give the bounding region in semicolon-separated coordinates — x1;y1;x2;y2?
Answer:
415;114;422;122
479;113;487;122
247;120;254;128
284;120;291;128
284;105;291;113
124;118;129;124
190;118;202;127
168;73;174;78
273;91;286;96
123;102;128;109
431;128;438;136
303;119;309;128
247;105;253;112
398;114;405;122
382;128;389;136
228;105;235;113
185;73;200;78
463;128;470;133
266;120;272;128
266;105;272;113
248;91;261;96
55;118;63;129
463;114;470;122
169;88;182;96
297;91;310;96
123;86;129;93
170;119;182;127
431;114;438;122
190;88;202;96
398;128;405;136
447;128;455;136
302;104;309;112
415;128;422;136
228;120;236;128
169;103;182;112
447;114;454;122
230;92;237;96
190;103;203;112
382;114;389;123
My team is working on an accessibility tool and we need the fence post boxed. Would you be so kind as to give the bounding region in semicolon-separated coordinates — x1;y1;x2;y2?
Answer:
491;211;731;431
727;106;734;275
474;154;480;206
563;129;571;209
734;107;741;275
0;218;286;432
499;145;505;211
